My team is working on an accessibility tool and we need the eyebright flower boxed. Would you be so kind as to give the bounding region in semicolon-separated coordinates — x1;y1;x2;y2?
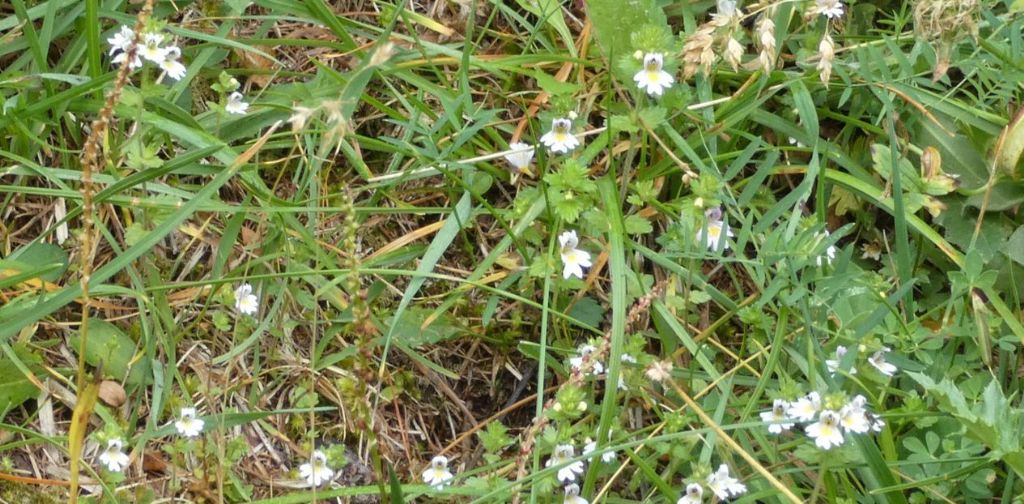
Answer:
107;25;135;56
868;413;886;432
563;483;589;504
787;391;822;422
299;450;334;487
174;407;204;438
825;345;856;376
98;439;130;472
234;283;259;315
677;482;704;504
139;33;168;64
225;91;250;115
540;118;580;154
716;0;738;18
696;208;733;251
504;142;535;179
558;230;592;280
706;464;747;500
806;410;845;449
160;46;187;81
816;0;845;19
868;347;897;376
633;53;675;97
839;395;871;434
421;455;454;489
569;344;604;375
546;444;585;483
760;399;794;434
583;436;616;464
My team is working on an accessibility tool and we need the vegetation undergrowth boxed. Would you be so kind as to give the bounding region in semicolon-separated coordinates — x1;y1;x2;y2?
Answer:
2;0;1024;503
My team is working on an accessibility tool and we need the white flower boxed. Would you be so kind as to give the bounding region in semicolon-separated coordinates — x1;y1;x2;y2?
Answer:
815;231;837;266
825;345;856;376
569;344;604;375
621;353;637;364
716;0;738;18
546;444;585;483
759;399;794;434
839;395;870;434
139;33;168;64
696;208;733;251
868;347;897;376
504;142;535;177
563;483;589;504
226;91;250;115
112;50;143;70
160;46;187;81
633;53;675;97
107;25;134;56
807;410;845;449
540;118;580;154
677;482;703;504
299;450;334;487
706;464;746;500
787;391;822;422
98;439;130;472
421;455;454;489
558;230;592;280
174;407;204;438
583;437;616;464
816;0;845;19
234;283;259;315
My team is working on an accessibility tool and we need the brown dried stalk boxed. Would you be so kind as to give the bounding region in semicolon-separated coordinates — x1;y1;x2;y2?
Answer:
509;281;667;504
70;2;155;502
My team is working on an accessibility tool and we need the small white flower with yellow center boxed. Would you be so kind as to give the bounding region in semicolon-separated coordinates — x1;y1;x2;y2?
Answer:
706;464;746;500
226;92;250;115
546;444;585;483
563;483;589;504
868;347;898;376
504;142;535;179
174;407;204;438
234;283;259;315
558;230;592;280
677;482;703;504
839;395;870;434
760;399;794;434
787;391;822;422
633;53;675;97
421;455;454;489
139;33;168;64
540;118;580;154
696;208;733;251
569;344;604;375
299;450;334;487
98;438;130;472
816;0;845;19
160;46;187;81
807;410;845;449
825;345;856;376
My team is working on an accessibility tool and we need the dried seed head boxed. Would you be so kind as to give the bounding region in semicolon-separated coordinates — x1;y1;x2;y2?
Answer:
724;37;744;71
913;0;980;80
682;26;717;79
757;15;777;72
817;33;835;85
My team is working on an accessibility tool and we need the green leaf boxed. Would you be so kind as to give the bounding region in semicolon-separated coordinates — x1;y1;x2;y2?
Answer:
0;344;42;420
8;242;68;282
1006;226;1024;267
533;69;579;96
586;0;664;59
623;214;653;235
70;320;150;386
567;296;605;329
637;106;667;129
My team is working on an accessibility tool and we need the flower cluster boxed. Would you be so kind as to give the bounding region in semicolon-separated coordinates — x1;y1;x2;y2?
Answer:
678;464;747;503
826;345;899;377
761;392;885;450
95;407;205;474
107;25;186;80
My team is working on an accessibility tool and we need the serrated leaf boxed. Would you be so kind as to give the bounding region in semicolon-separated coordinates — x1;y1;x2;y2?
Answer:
623;214;653;235
637;106;667;128
608;114;639;133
